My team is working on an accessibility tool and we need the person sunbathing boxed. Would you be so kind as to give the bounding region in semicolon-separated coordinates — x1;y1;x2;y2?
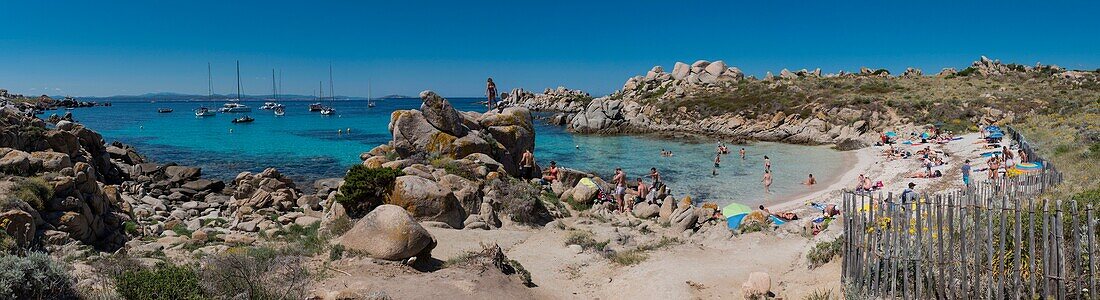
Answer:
908;170;943;178
759;205;799;221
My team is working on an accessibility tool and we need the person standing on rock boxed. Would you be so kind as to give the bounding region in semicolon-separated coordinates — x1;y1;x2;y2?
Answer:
613;168;627;213
486;77;498;111
521;149;535;179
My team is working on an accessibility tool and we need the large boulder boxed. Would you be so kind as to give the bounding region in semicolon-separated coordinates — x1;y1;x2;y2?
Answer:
419;90;469;137
671;62;691;80
338;204;436;261
387;175;466;228
164;166;201;183
0;209;35;248
389;110;458;158
741;272;773;299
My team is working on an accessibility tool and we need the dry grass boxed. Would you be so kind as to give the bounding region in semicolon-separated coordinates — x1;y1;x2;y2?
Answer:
1017;108;1100;201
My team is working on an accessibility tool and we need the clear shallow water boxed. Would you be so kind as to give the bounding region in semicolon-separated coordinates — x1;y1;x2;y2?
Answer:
52;98;845;205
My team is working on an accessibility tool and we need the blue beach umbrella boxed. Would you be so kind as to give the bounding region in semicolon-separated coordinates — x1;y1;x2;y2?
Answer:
988;132;1005;139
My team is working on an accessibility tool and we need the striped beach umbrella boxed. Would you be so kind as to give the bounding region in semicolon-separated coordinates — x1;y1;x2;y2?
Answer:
1015;162;1043;172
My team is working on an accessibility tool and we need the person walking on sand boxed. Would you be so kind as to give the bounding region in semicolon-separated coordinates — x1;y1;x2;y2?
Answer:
613;168;627;213
486;77;498;111
961;159;972;187
740;148;746;160
762;169;773;193
520;149;535;179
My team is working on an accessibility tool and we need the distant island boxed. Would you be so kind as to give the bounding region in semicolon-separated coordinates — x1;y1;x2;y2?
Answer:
378;94;415;99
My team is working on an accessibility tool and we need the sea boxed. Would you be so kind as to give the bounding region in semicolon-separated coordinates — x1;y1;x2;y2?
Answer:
47;98;847;206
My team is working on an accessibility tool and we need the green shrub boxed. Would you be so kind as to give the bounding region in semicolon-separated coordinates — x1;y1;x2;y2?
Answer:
807;236;844;269
804;288;836;300
200;252;313;300
0;252;77;299
329;244;345;261
335;166;402;218
12;177;51;211
491;178;553;225
115;264;203;300
564;230;609;251
608;249;647;266
327;215;353;236
271;222;327;256
956;67;978;77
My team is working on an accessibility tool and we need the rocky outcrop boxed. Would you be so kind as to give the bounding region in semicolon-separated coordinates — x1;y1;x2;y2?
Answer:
501;87;592;112
389;91;535;177
338;204;436;261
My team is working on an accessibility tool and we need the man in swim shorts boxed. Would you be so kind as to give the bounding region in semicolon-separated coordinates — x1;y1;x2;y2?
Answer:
613;168;627;213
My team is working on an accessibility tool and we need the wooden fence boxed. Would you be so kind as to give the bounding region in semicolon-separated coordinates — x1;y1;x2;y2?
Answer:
840;128;1080;298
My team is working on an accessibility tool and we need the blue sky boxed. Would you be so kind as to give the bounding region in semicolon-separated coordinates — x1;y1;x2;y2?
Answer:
1;0;1097;97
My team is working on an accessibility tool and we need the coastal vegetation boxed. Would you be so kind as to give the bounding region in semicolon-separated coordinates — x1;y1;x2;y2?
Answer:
0;252;77;299
333;166;402;218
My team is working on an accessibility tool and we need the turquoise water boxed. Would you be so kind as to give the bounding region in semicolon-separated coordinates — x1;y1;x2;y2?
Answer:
52;98;846;205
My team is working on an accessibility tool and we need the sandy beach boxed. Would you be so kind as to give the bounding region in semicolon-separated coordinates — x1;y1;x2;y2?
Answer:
313;131;1000;299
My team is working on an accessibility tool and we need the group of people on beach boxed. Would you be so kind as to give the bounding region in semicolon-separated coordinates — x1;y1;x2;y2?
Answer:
610;167;664;214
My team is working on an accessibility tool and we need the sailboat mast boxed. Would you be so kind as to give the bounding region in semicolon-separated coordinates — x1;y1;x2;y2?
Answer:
328;64;334;102
236;61;242;102
207;62;213;101
271;68;277;101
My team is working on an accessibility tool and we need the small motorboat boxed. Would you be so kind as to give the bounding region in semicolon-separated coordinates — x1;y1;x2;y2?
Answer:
231;116;254;123
194;107;215;117
320;107;336;116
274;107;285;116
260;102;277;110
157;108;173;113
309;103;324;112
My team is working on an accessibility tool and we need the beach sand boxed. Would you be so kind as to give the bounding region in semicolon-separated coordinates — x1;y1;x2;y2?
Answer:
315;134;990;299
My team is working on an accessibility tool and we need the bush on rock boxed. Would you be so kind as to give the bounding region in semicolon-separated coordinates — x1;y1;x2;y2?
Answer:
335;166;403;218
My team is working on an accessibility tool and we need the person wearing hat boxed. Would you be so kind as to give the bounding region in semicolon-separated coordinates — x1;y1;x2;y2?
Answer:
961;159;972;187
901;182;918;203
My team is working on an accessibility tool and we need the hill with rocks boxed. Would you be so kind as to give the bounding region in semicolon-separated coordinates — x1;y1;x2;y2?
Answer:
506;56;1100;149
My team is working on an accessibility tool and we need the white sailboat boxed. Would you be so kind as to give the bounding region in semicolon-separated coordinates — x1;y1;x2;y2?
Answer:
367;80;376;108
220;61;251;113
320;65;337;116
229;61;253;123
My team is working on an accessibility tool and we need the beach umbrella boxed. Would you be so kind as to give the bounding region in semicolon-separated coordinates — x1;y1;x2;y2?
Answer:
1016;162;1043;172
885;131;898;138
988;132;1005;139
722;203;753;229
920;132;930;139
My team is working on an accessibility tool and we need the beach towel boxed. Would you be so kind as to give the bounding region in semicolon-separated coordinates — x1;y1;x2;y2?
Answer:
769;215;787;226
